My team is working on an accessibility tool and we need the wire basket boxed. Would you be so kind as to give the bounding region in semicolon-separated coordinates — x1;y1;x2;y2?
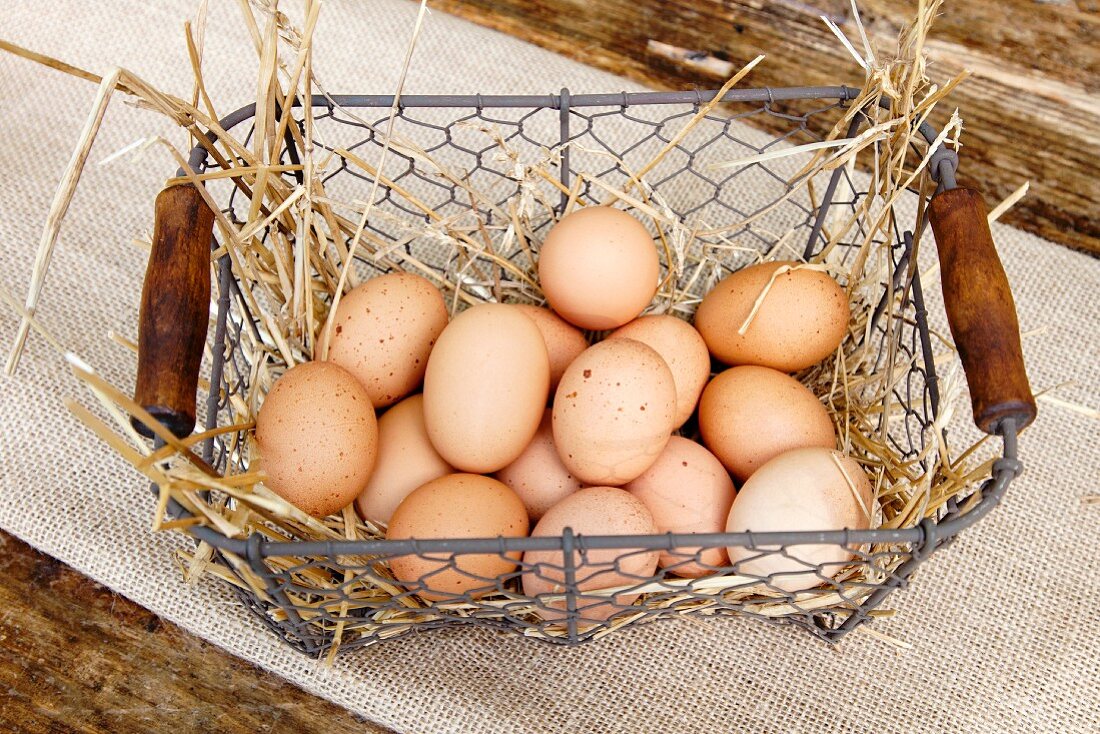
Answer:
143;85;1034;656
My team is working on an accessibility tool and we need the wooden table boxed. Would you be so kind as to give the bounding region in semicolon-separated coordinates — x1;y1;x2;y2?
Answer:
0;530;388;734
2;2;1096;733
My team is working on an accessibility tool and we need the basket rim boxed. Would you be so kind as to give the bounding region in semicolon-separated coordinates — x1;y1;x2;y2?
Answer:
182;85;947;175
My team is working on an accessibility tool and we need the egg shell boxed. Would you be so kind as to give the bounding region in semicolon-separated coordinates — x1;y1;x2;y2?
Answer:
495;409;583;520
354;394;453;525
609;314;710;427
725;447;873;593
255;361;378;518
522;487;659;624
326;272;448;408
694;260;848;371
512;304;588;392
423;303;550;473
537;207;659;330
625;437;736;577
698;365;836;482
387;474;529;601
552;338;677;486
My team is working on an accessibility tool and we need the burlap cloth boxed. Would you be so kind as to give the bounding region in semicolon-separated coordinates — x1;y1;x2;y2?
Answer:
1;1;1097;732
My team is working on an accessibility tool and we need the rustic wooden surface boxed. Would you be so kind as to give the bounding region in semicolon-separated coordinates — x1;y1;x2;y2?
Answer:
0;529;390;734
433;0;1100;255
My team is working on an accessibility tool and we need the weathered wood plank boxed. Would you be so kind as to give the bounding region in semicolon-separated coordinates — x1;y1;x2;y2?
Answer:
0;530;388;734
434;0;1100;254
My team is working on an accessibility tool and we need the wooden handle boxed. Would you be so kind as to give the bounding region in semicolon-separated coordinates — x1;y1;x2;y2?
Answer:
928;187;1036;434
132;185;215;438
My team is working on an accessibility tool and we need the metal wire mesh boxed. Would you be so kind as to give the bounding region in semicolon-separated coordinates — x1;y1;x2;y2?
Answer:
236;535;922;654
160;87;1014;657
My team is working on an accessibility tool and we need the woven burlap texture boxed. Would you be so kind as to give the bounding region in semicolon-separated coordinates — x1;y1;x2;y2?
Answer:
1;2;1097;732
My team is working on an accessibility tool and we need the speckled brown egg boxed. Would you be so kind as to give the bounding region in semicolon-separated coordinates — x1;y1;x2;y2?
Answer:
255;361;378;518
387;474;529;601
694;261;848;371
725;447;873;593
609;314;710;427
326;272;448;408
495;409;583;521
522;486;659;624
354;394;452;526
698;366;836;482
552;339;677;486
537;207;659;330
512;304;588;392
423;304;550;473
625;437;736;577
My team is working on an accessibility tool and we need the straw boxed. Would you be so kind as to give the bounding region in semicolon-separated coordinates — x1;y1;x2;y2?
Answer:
1;0;997;649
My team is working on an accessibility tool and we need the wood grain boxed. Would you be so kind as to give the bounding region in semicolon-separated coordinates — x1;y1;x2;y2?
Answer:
433;0;1100;254
0;530;389;734
928;187;1037;433
133;184;215;439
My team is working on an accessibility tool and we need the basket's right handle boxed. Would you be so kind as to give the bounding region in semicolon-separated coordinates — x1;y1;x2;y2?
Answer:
131;184;215;438
928;187;1036;434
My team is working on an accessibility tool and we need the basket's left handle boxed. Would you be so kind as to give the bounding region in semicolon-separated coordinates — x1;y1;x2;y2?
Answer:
132;184;215;438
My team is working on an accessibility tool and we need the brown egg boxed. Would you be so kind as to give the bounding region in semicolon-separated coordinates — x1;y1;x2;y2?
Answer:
326;272;448;408
725;447;873;593
537;206;659;330
512;304;588;391
694;260;848;371
495;409;583;520
609;314;710;427
552;339;677;486
698;366;836;482
625;437;736;577
522;486;659;624
387;474;529;601
423;304;550;473
255;361;378;518
354;394;452;525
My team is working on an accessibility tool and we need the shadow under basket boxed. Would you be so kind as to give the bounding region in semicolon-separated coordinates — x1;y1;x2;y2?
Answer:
139;85;1035;657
